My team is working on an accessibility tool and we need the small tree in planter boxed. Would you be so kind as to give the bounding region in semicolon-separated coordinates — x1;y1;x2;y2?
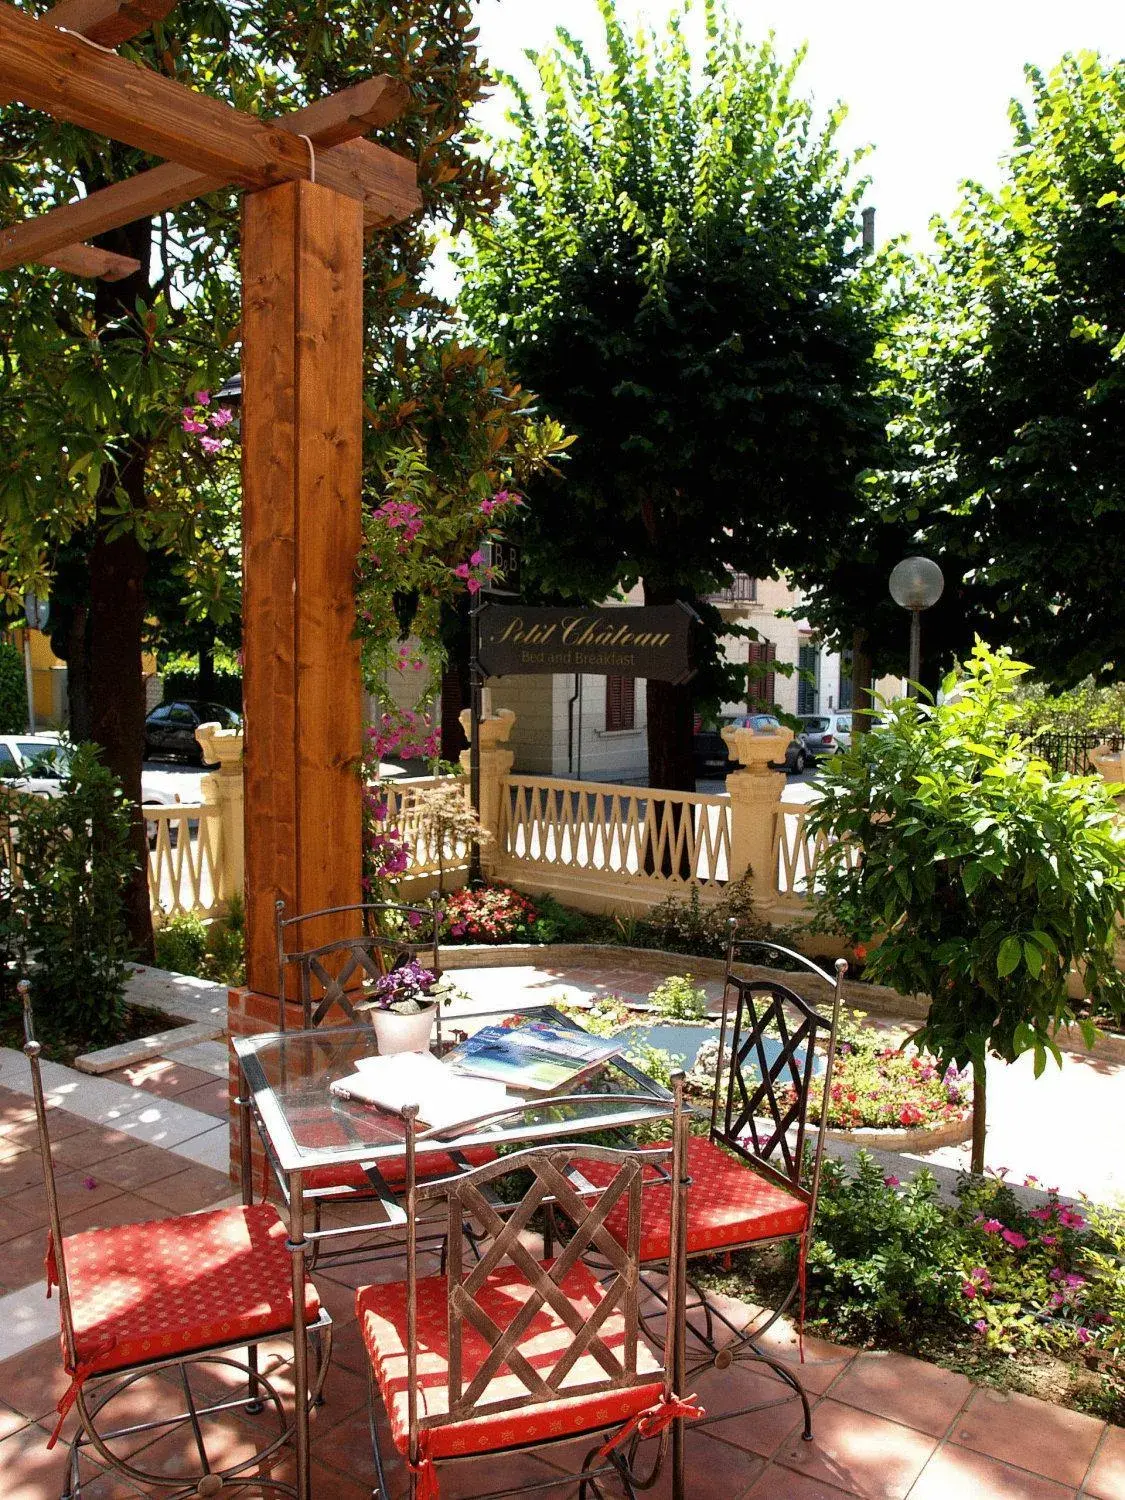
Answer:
807;643;1125;1172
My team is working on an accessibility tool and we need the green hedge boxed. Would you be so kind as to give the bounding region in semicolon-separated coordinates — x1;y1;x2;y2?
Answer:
0;639;28;733
159;669;242;713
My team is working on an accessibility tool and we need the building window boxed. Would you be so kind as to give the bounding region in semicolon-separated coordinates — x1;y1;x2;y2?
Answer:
605;675;636;732
746;640;777;710
797;642;819;715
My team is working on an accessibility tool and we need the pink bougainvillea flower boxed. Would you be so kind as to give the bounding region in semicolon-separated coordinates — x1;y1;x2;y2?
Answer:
454;563;471;580
467;577;481;594
193;389;211;406
209;405;234;428
470;549;484;566
199;436;224;456
1001;1229;1028;1249
181;415;208;434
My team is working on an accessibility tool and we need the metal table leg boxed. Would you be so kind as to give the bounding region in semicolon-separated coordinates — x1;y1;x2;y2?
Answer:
287;1171;311;1500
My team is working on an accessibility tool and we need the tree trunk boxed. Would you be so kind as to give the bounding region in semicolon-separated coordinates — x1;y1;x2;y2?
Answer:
89;471;154;961
970;1054;987;1174
642;579;694;791
198;639;216;700
64;602;92;742
850;627;874;736
89;215;155;961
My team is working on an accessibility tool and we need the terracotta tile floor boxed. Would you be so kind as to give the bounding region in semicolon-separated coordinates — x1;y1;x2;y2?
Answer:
0;1075;1119;1499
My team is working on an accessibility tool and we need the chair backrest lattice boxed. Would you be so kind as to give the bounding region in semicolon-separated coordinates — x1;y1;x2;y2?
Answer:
275;897;442;1031
400;1091;687;1452
713;925;846;1205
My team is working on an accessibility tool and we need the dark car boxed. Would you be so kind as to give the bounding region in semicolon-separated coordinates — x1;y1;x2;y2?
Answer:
144;701;241;764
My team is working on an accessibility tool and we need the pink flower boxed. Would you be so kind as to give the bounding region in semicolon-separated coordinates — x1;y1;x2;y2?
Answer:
193;389;211;406
406;911;422;929
209;406;234;428
961;1281;977;1299
1041;1235;1058;1246
1001;1229;1028;1249
450;923;465;937
467;577;481;594
1076;1327;1092;1345
883;1175;900;1187
1028;1208;1053;1221
1064;1274;1086;1288
980;1219;1003;1234
181;416;207;434
199;436;224;456
454;563;471;580
1058;1209;1085;1230
470;549;484;566
973;1319;987;1334
1048;1268;1064;1281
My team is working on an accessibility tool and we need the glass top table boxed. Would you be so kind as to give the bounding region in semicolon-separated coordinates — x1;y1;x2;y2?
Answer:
233;1004;677;1178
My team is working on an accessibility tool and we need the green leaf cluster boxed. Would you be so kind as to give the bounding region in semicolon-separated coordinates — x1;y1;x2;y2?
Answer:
807;642;1125;1073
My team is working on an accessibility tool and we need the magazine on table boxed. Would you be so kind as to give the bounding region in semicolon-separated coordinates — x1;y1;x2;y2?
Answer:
329;1050;511;1132
443;1021;622;1093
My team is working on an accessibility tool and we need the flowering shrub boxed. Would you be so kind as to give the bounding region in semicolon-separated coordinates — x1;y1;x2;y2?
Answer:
805;1037;971;1131
441;885;539;943
180;389;234;458
953;1174;1124;1364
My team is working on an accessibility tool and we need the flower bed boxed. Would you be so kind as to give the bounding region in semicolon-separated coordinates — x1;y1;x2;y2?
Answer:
699;1152;1125;1425
441;885;540;943
810;1034;971;1132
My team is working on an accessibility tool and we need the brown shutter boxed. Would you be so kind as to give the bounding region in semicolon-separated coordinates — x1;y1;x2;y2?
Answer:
605;675;636;732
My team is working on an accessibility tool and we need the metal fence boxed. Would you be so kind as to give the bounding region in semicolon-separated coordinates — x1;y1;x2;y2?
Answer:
1020;727;1125;775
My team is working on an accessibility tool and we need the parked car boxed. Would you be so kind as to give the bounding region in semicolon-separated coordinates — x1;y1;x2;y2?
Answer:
0;734;183;810
695;714;809;777
144;701;240;765
797;711;852;762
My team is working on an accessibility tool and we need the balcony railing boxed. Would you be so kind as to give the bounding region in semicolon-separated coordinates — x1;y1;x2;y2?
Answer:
706;572;756;605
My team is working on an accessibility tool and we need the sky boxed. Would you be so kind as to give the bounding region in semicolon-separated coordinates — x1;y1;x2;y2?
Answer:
468;0;1125;252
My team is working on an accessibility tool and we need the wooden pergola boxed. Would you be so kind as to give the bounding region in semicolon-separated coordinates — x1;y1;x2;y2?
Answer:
0;0;421;995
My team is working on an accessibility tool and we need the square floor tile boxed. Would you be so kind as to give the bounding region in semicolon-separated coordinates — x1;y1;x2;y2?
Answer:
828;1350;971;1436
909;1444;1076;1498
771;1398;937;1500
745;1465;857;1499
949;1385;1103;1488
1084;1423;1125;1500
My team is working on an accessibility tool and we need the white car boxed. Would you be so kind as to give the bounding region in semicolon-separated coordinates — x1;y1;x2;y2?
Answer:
796;712;853;761
0;734;183;808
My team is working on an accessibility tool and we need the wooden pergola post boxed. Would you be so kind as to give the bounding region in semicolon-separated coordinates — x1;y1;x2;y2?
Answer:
241;179;365;996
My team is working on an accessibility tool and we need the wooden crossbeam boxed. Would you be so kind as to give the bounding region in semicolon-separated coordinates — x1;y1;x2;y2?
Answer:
0;3;418;205
43;242;140;279
0;78;415;275
0;0;177;106
37;0;177;48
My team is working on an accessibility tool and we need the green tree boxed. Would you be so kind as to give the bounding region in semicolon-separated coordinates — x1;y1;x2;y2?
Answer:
460;0;894;787
0;0;500;954
797;54;1125;692
807;643;1125;1173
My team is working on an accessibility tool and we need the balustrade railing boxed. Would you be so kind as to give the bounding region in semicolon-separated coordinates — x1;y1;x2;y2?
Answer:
147;802;226;919
498;775;731;891
378;775;472;893
773;798;858;899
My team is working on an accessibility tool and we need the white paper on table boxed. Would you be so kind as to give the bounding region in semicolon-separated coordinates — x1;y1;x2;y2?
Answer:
330;1049;514;1131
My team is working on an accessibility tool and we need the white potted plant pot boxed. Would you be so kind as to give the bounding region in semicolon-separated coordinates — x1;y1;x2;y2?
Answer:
370;1003;437;1056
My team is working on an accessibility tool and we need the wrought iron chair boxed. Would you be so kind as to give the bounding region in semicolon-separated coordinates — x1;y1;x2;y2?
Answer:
578;929;845;1441
19;980;331;1499
270;895;496;1271
356;1084;701;1499
274;895;444;1034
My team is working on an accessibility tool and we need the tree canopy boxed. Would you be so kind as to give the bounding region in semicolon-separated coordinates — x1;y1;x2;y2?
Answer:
796;52;1125;692
460;0;894;786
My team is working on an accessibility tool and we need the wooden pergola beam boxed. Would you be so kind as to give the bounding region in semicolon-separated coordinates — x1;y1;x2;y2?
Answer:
0;3;415;198
0;78;416;275
43;242;140;279
38;0;177;48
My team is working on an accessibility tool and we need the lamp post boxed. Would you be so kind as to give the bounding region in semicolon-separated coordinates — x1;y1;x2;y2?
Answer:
889;557;944;698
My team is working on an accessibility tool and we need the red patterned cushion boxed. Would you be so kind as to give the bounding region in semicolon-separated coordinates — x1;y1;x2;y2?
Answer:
578;1136;808;1261
306;1144;498;1194
58;1204;320;1377
356;1261;664;1460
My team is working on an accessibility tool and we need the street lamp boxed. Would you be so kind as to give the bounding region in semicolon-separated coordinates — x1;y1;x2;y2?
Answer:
889;556;944;697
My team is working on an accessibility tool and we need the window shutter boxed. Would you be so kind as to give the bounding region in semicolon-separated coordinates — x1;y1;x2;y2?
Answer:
605;675;636;732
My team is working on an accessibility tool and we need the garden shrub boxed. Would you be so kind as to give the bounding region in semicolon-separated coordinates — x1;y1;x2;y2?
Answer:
2;742;135;1042
155;911;209;976
794;1152;962;1343
0;639;28;733
648;973;708;1020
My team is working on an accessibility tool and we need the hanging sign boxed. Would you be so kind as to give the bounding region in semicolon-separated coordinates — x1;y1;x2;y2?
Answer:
477;602;695;684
